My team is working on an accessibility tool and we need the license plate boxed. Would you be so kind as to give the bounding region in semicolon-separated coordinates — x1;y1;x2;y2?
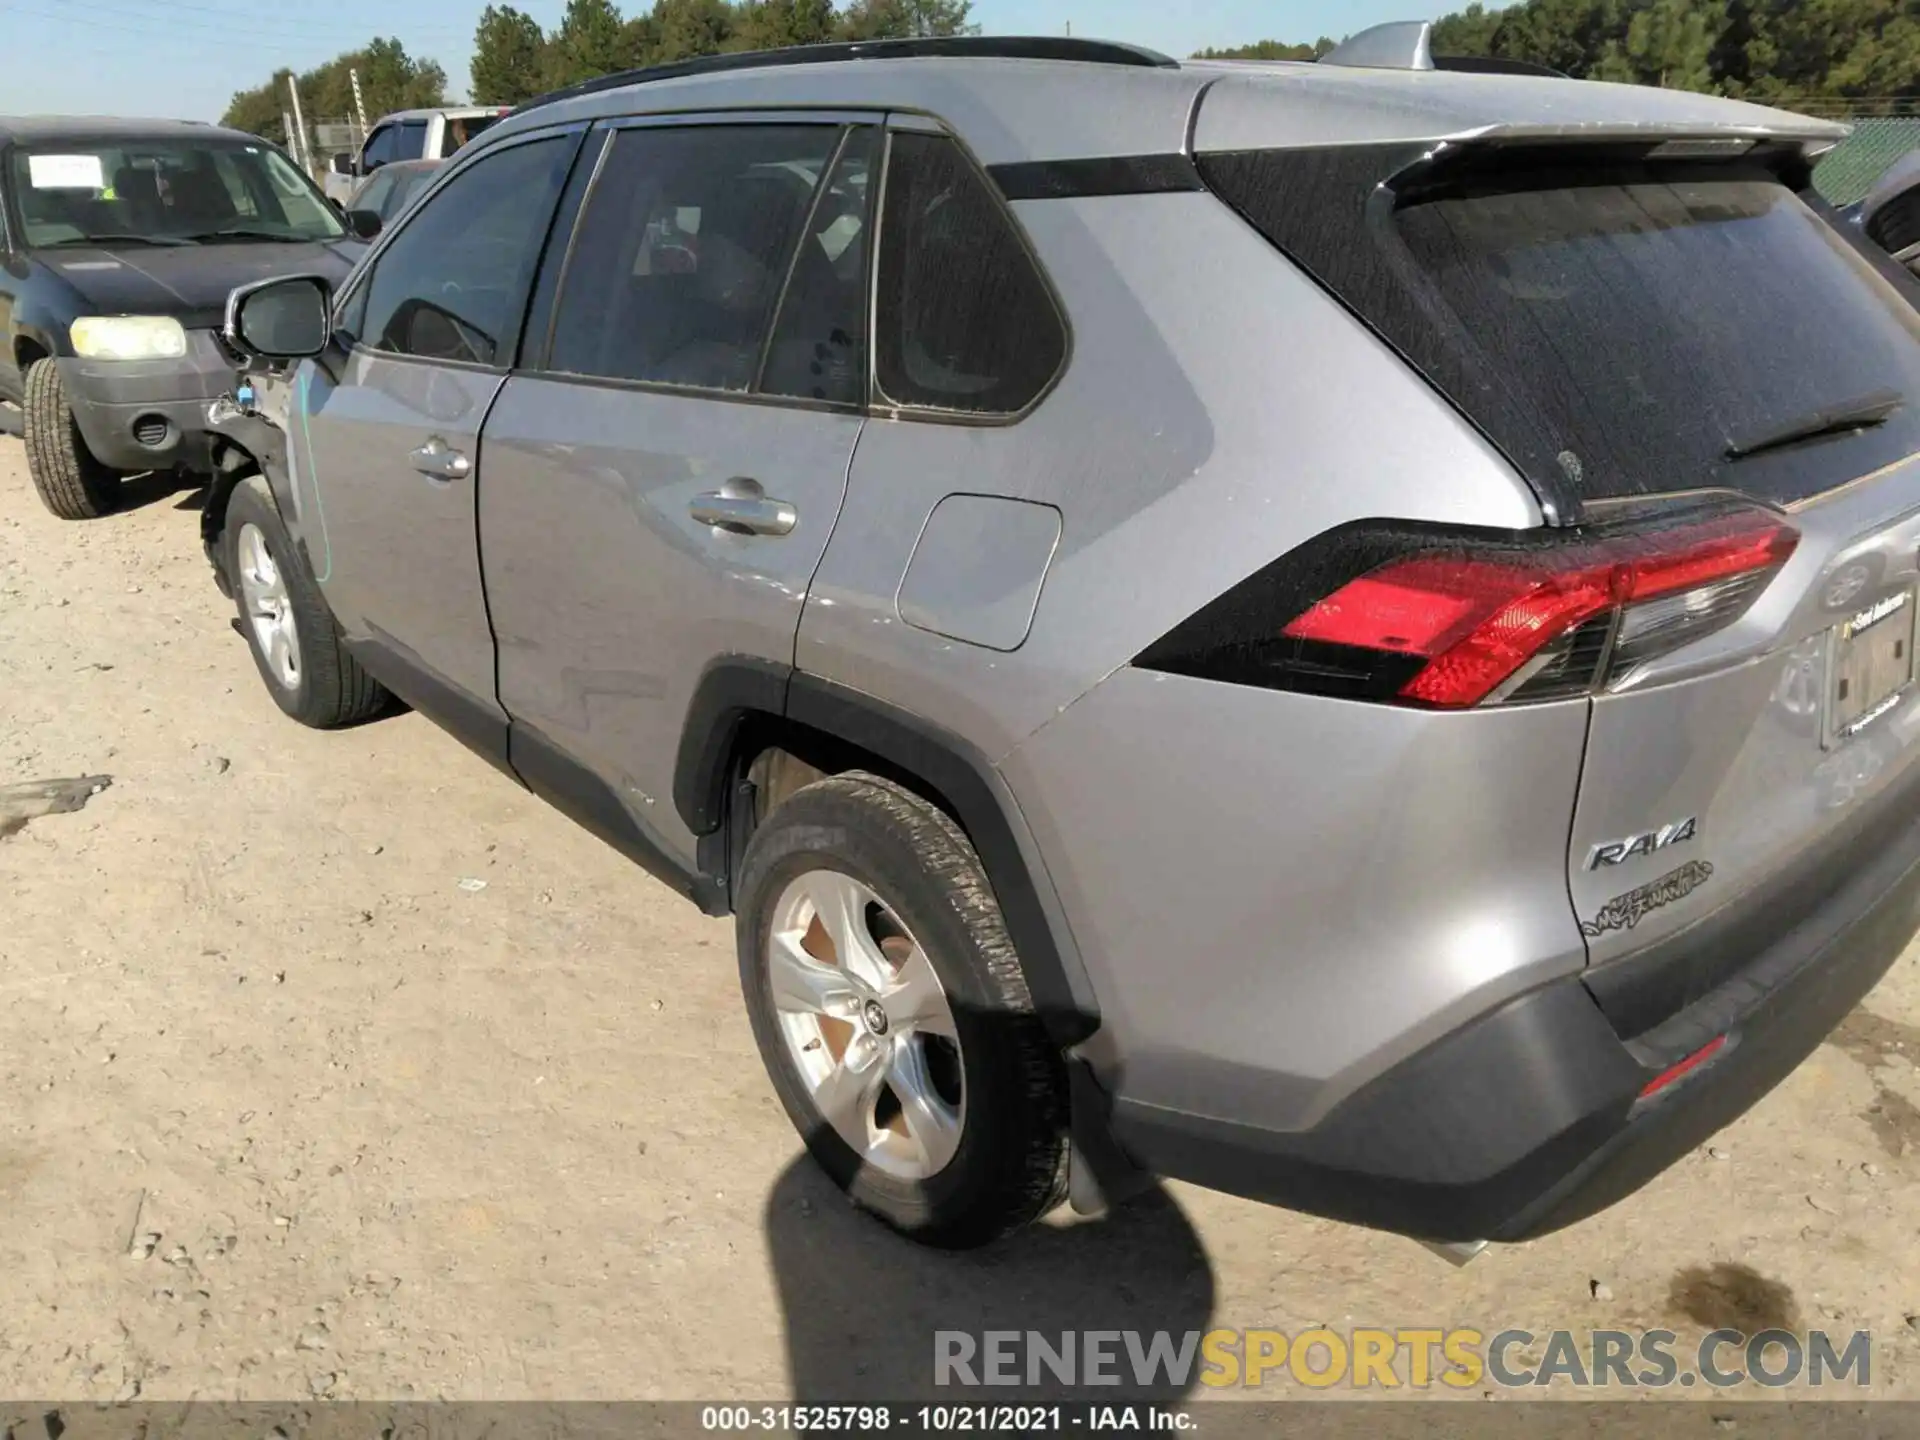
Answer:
1826;588;1917;746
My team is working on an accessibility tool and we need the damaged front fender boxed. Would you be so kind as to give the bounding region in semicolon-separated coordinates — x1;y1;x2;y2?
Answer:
201;371;298;598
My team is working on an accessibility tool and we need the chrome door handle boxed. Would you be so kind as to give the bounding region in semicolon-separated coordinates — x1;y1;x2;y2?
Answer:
410;438;470;481
690;478;796;537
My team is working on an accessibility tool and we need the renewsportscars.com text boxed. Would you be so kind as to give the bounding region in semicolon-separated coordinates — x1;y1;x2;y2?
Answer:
934;1328;1873;1390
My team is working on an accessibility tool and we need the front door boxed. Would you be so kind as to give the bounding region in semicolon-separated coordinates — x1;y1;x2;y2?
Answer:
479;117;881;873
298;127;582;751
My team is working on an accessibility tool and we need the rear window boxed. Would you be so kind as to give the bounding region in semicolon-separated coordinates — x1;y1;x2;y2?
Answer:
445;113;504;153
874;132;1067;417
1202;147;1920;512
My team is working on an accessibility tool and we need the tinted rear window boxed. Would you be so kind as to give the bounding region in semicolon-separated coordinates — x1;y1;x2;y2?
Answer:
875;132;1066;416
446;113;503;153
1203;148;1920;512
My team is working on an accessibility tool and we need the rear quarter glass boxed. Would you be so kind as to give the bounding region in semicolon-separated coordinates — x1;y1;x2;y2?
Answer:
1198;143;1920;519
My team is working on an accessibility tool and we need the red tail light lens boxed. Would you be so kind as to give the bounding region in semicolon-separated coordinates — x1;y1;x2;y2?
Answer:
1638;1034;1728;1100
1138;506;1798;708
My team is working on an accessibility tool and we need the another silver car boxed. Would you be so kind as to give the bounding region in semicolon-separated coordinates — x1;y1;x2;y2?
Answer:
341;157;444;238
206;24;1920;1251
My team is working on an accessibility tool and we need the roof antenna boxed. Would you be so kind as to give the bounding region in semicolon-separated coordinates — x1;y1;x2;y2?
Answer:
1320;19;1436;71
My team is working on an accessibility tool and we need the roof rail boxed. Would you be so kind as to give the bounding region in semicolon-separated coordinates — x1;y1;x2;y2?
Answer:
1433;54;1570;79
1320;20;1435;71
512;34;1179;115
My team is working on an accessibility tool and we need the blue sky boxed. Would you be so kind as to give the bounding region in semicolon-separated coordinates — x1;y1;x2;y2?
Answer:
2;0;1478;123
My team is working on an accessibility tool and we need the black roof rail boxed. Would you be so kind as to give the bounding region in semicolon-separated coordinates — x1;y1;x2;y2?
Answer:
1432;54;1570;79
511;35;1180;115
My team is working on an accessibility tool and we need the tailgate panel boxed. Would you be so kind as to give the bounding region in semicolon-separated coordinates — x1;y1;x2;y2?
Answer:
1570;464;1920;1029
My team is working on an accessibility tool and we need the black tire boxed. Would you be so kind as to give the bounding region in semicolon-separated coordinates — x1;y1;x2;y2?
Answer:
23;359;119;520
737;772;1069;1249
224;475;388;728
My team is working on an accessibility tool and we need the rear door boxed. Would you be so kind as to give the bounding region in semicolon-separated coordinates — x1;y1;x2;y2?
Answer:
478;115;878;874
299;127;581;752
1202;139;1920;1030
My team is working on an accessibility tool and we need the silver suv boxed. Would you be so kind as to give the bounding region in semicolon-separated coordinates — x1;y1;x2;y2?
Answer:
206;25;1920;1251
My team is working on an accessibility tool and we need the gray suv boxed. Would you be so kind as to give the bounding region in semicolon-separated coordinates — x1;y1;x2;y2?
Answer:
206;25;1920;1251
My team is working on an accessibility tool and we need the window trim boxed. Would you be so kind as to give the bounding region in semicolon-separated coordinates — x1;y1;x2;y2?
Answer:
333;123;591;377
752;124;857;397
526;126;615;372
865;119;1074;429
498;366;871;419
527;113;879;413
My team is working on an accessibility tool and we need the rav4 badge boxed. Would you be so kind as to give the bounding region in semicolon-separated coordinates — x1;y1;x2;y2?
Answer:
1586;817;1698;870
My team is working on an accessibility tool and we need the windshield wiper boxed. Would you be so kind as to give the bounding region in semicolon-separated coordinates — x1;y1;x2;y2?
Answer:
41;233;195;248
1724;390;1904;463
180;227;312;243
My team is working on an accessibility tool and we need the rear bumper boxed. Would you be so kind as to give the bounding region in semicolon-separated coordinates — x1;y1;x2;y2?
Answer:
1108;786;1920;1242
58;336;234;473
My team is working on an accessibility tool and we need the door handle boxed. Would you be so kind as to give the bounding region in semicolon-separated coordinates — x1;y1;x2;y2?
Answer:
690;478;797;537
410;437;470;481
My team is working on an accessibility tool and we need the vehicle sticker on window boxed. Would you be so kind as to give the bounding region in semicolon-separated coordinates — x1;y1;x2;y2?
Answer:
28;154;105;190
1580;860;1715;938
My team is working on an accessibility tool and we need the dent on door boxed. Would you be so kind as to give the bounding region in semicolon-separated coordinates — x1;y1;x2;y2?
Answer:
477;380;863;870
298;347;504;716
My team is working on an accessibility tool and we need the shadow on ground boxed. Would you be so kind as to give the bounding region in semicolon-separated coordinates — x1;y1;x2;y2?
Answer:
117;470;205;513
764;1158;1214;1402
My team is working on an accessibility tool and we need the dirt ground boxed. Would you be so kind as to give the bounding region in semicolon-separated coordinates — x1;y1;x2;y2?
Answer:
2;438;1919;1407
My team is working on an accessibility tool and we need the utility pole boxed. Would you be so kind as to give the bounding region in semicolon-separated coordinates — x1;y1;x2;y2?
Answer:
285;73;311;172
349;68;369;141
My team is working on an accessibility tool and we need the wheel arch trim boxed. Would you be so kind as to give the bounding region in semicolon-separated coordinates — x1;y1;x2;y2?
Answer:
675;659;1102;1047
12;326;56;369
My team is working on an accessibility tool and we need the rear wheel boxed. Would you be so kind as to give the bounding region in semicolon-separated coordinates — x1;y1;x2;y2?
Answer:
224;475;387;728
736;772;1069;1248
23;359;119;520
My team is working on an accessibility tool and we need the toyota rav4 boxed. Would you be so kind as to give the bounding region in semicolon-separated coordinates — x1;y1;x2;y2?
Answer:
203;25;1920;1251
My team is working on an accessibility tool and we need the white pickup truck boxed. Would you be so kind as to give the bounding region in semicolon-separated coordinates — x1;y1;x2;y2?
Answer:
322;106;510;205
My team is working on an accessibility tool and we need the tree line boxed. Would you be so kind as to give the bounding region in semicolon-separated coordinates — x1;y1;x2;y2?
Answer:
478;0;973;103
222;0;973;141
1211;1;1920;104
222;0;1920;146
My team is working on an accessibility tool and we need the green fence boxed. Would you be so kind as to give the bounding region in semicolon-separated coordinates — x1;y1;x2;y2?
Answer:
1811;114;1920;207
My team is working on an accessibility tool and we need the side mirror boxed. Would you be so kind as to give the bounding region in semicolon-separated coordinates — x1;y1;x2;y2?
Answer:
344;208;383;241
329;152;356;177
225;274;333;360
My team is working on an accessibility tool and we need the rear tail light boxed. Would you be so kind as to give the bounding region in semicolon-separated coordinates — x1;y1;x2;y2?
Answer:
1137;505;1798;709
